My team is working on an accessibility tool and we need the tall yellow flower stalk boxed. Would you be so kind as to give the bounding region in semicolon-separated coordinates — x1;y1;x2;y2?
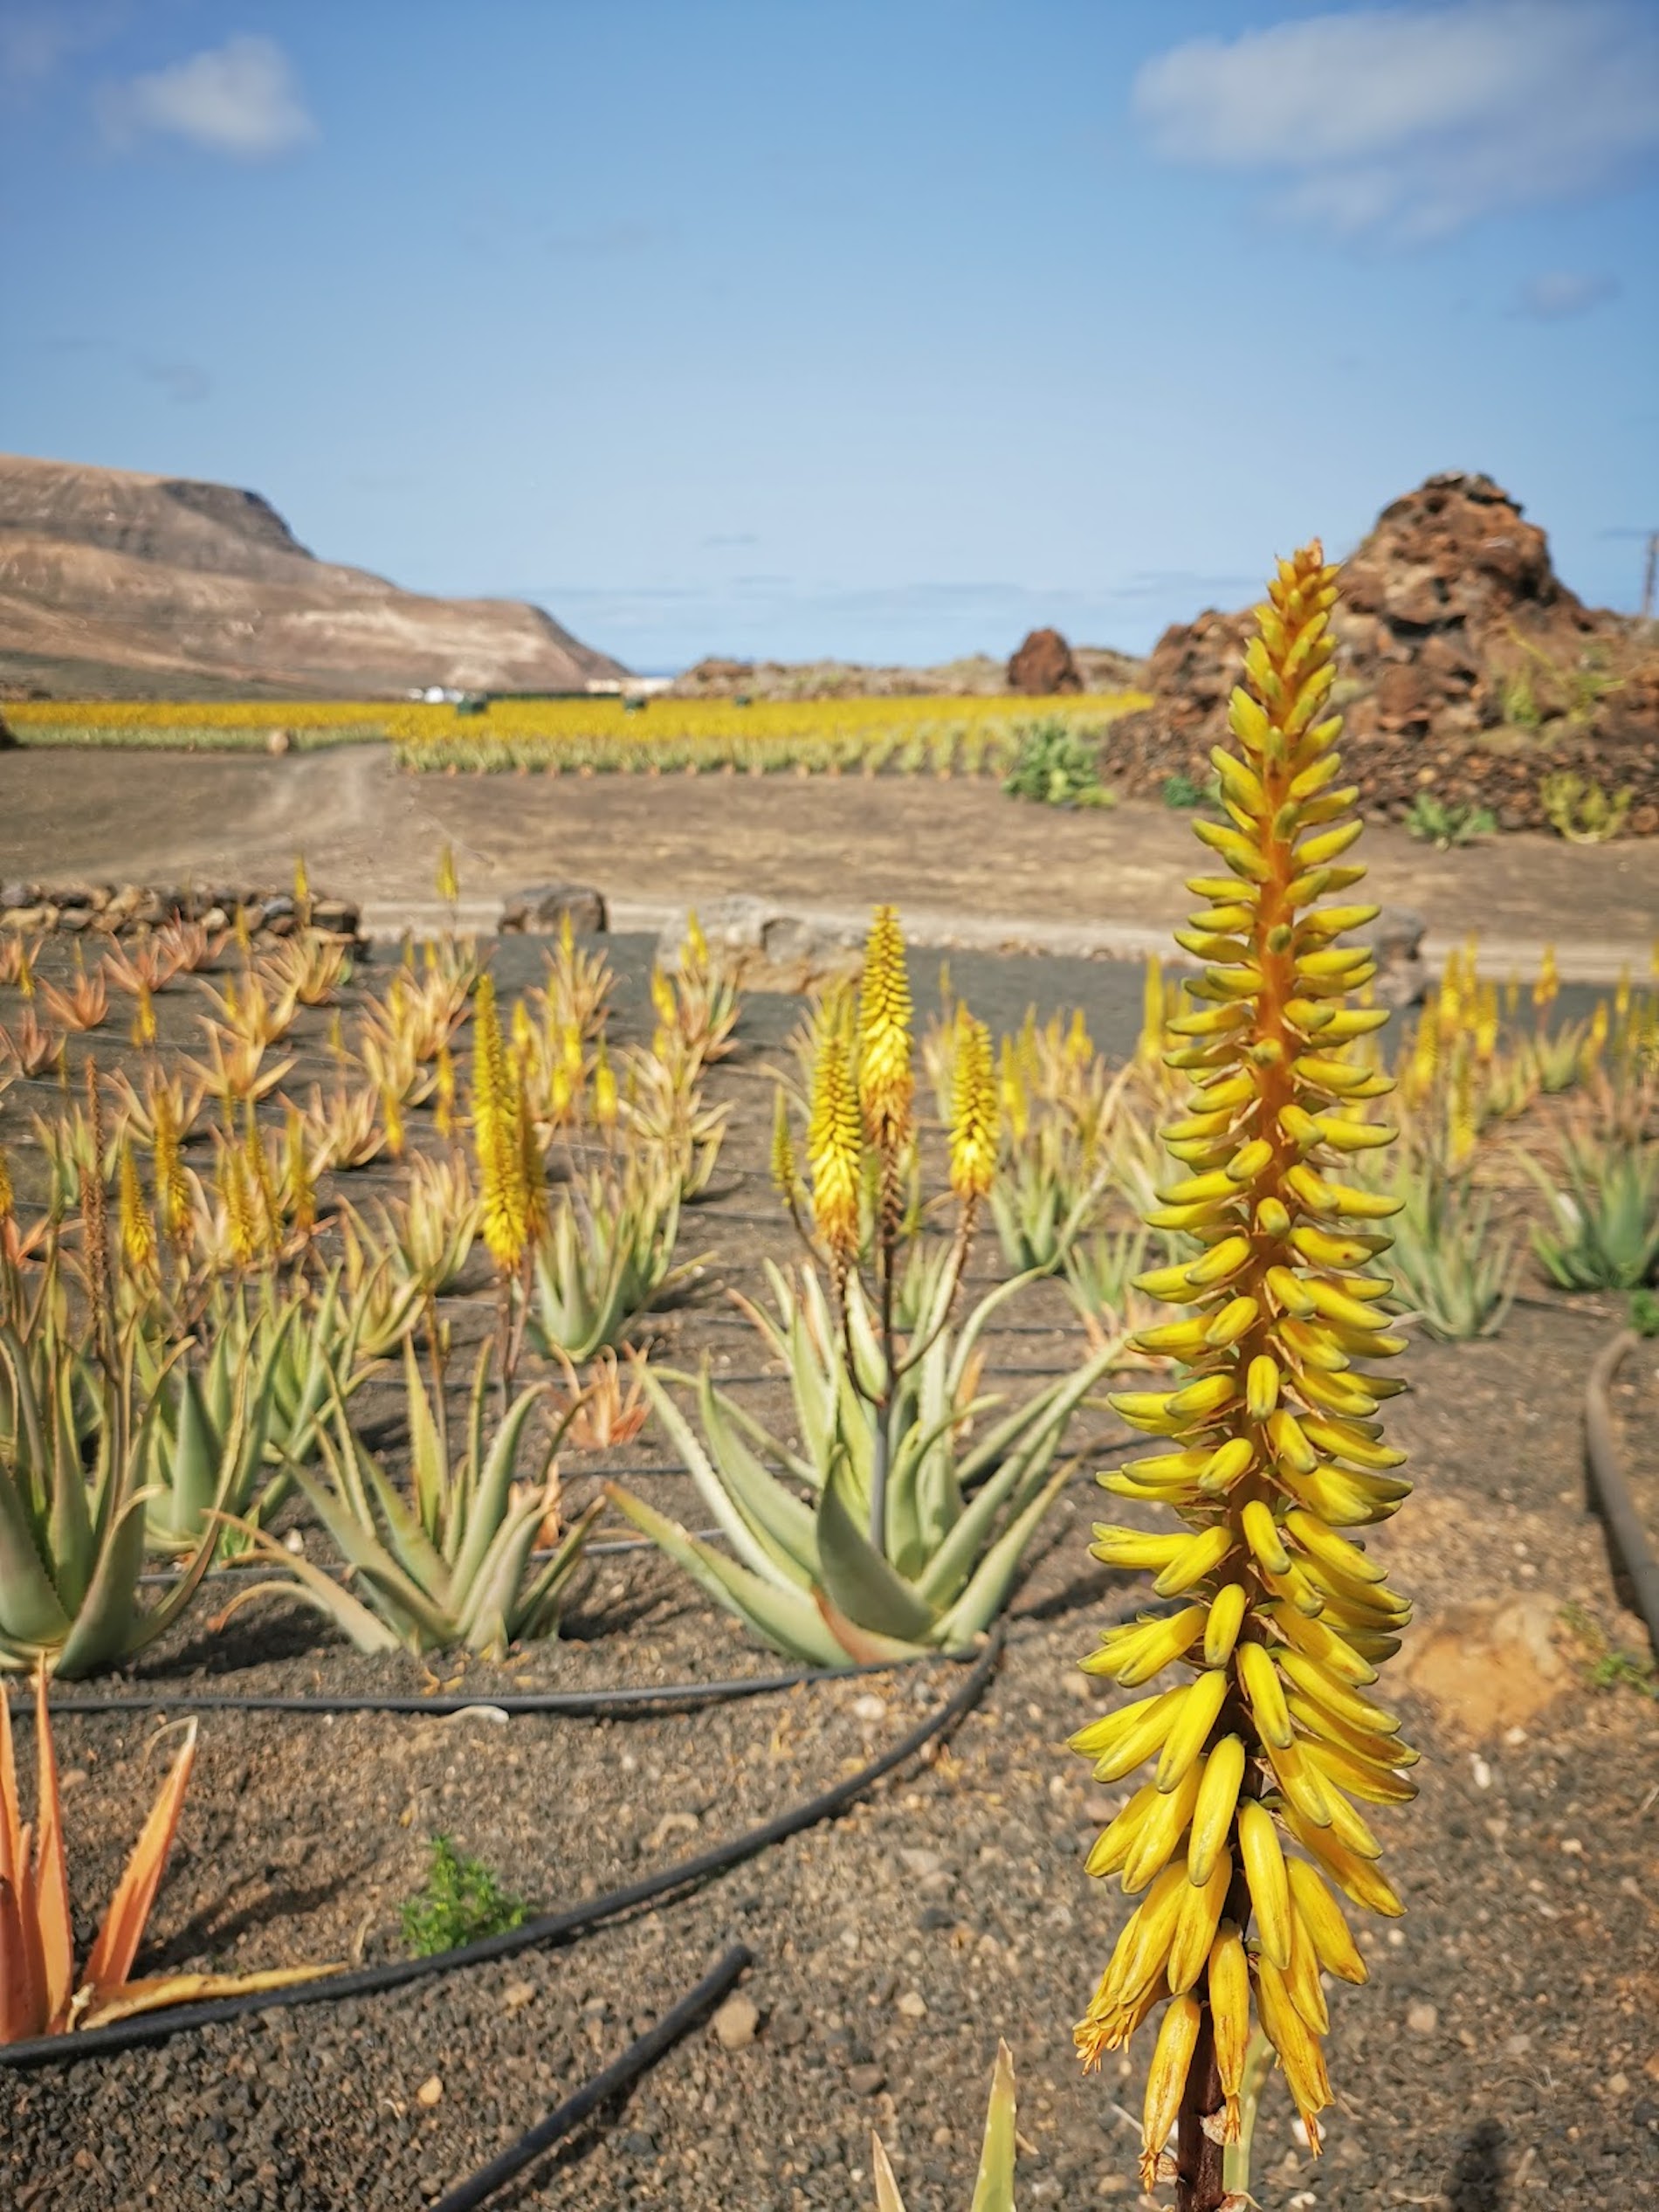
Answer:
472;973;532;1272
118;1139;156;1276
947;1010;997;1226
1071;543;1414;2207
806;993;862;1296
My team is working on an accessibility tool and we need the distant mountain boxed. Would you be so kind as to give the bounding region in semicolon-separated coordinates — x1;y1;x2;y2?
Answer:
0;454;626;699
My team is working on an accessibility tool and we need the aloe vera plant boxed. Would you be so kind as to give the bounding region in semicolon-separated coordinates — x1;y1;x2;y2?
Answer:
610;1259;1122;1664
0;1320;232;1676
1384;1155;1519;1340
1527;1131;1659;1290
224;1344;602;1656
526;1171;692;1361
141;1271;371;1553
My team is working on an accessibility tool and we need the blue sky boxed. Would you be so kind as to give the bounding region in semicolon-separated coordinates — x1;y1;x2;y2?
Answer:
3;1;1656;671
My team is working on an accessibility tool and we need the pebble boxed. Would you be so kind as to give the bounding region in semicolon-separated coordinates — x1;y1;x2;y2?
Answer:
848;2064;886;2096
895;1991;927;2019
416;2077;443;2109
851;1694;887;1722
1408;2002;1439;2035
711;1995;760;2052
502;1982;536;2012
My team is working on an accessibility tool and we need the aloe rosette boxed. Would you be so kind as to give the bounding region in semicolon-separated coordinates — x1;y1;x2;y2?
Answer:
1070;543;1416;2198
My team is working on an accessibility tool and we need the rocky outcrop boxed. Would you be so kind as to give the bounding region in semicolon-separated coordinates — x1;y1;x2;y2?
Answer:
0;453;627;699
1104;472;1659;834
1007;627;1082;695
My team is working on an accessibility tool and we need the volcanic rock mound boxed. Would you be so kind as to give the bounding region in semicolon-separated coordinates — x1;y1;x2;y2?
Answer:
1107;472;1659;834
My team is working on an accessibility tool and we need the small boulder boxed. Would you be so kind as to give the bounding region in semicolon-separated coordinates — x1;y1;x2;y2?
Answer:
500;882;608;935
1007;627;1082;696
1348;906;1428;1009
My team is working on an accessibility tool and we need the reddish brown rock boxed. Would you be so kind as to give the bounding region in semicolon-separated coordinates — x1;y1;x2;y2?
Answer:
1006;627;1082;695
1099;472;1659;833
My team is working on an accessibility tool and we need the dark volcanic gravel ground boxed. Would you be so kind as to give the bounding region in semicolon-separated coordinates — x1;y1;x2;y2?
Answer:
0;934;1656;2211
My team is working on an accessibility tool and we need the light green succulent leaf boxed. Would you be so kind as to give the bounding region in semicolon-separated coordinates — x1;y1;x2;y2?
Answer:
605;1484;850;1665
969;2040;1019;2212
215;1535;403;1654
450;1382;548;1597
929;1457;1072;1650
638;1366;803;1591
697;1373;820;1580
816;1448;939;1644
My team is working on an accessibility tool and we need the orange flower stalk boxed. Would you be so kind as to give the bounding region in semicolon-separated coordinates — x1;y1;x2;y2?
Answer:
1071;544;1415;2207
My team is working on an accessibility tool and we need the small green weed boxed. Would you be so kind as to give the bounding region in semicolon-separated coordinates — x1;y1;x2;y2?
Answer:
1405;792;1496;850
1629;1286;1659;1338
1160;770;1207;810
401;1835;527;1957
1559;1603;1658;1701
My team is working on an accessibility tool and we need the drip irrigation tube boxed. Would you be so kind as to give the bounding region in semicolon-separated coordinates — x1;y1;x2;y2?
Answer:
23;1648;969;1719
1584;1330;1659;1659
427;1944;753;2212
0;1629;1001;2072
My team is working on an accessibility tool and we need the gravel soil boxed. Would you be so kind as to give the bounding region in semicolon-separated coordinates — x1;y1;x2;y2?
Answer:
1;937;1656;2212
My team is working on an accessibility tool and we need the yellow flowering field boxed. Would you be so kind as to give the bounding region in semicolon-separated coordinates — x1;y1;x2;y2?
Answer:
4;689;1150;774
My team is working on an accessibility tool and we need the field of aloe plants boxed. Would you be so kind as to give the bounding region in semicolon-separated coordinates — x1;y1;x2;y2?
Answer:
2;550;1656;2211
2;691;1146;780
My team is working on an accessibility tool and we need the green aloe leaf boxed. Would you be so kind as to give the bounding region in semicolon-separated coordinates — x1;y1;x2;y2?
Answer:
969;2040;1019;2211
929;1457;1072;1650
638;1367;807;1590
816;1449;938;1644
605;1483;850;1665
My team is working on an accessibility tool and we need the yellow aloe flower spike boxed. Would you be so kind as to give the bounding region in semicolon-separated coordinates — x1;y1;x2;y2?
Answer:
1532;941;1558;1016
436;844;459;904
285;1104;316;1239
807;996;863;1289
592;1043;618;1131
151;1091;192;1252
770;1085;798;1197
857;905;914;1154
220;1140;260;1271
1073;541;1414;2192
117;1139;156;1275
947;1009;997;1209
472;973;526;1271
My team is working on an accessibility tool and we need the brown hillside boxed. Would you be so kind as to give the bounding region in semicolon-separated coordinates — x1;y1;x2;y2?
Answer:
1105;472;1659;834
0;453;625;699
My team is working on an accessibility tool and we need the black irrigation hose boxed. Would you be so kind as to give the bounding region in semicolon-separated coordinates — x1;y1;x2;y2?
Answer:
427;1944;753;2212
1584;1330;1659;1660
24;1647;970;1720
0;1629;1002;2071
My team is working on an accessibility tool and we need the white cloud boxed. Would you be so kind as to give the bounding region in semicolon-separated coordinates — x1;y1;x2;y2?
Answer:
1133;2;1659;240
1514;271;1621;320
100;33;315;158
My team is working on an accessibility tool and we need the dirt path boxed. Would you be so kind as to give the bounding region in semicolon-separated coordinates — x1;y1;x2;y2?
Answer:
3;747;1656;972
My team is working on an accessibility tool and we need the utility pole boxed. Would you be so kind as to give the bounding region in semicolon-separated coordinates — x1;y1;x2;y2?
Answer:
1642;531;1657;624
